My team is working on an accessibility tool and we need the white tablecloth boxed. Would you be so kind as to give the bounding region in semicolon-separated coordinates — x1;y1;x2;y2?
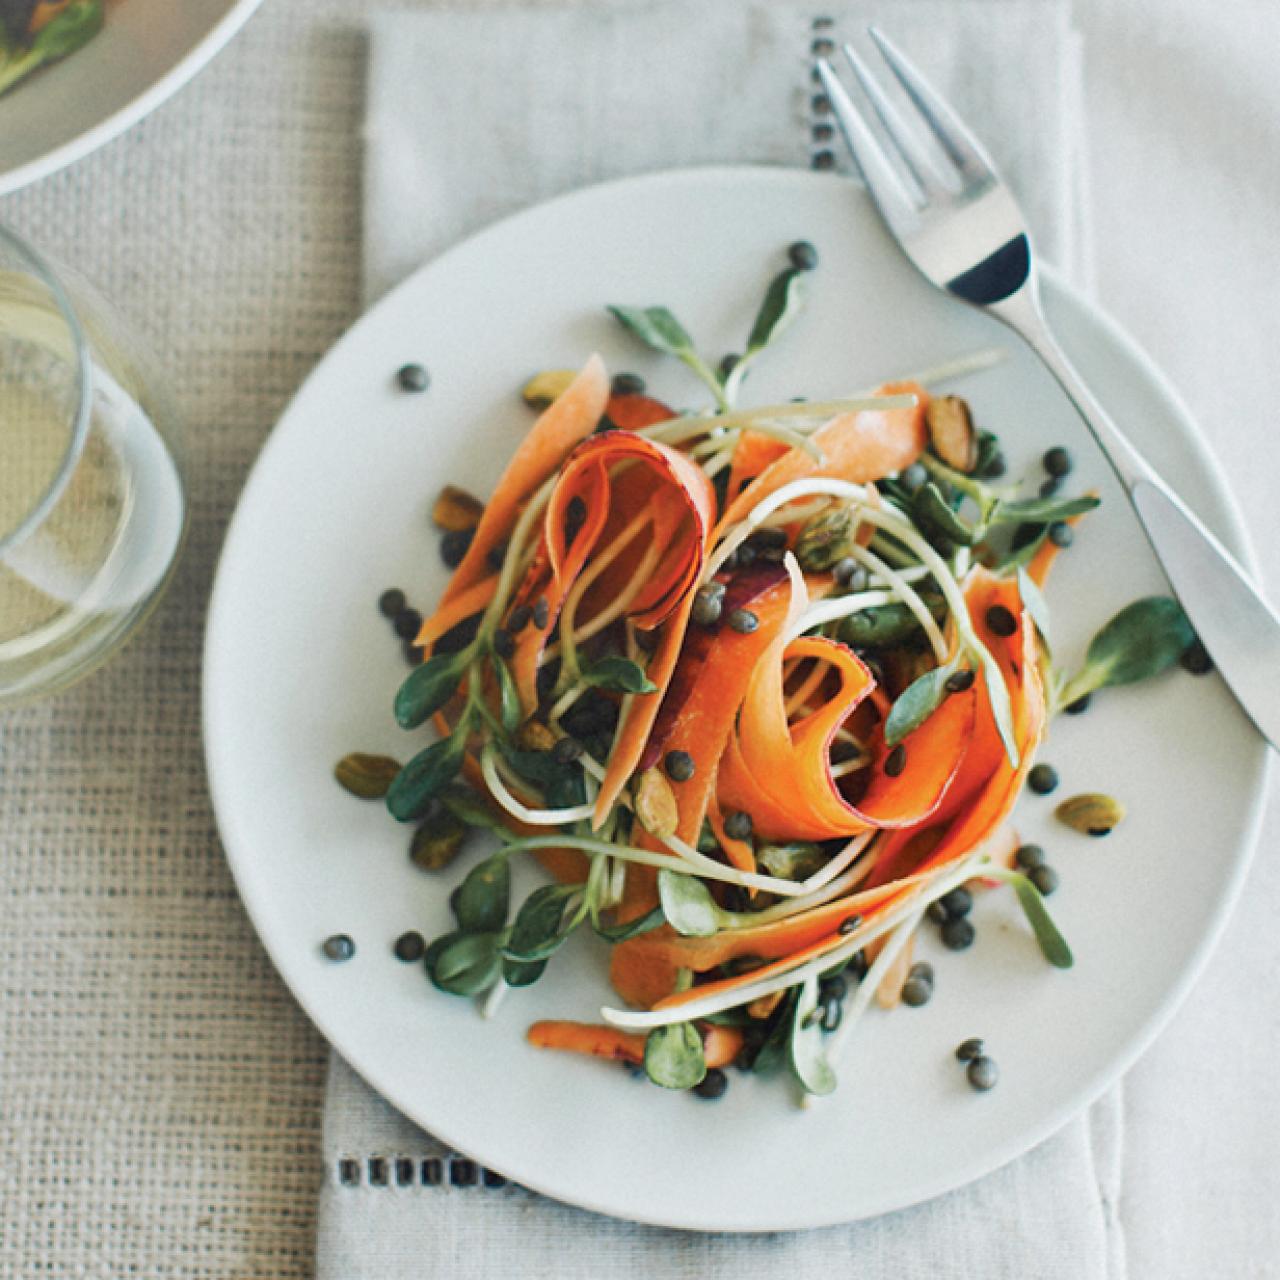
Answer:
1;1;1277;1276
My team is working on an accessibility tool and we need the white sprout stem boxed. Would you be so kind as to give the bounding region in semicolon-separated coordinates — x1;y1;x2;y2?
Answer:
553;508;653;657
606;855;628;908
480;979;509;1020
858;345;1007;395
839;544;949;662
652;829;809;898
796;829;877;896
480;746;597;826
478;472;558;634
793;589;896;634
826;909;923;1055
548;681;585;725
500;834;812;897
689;433;737;459
829;754;872;779
639;395;916;448
782;658;830;717
568;539;664;650
600;852;986;1031
700;443;738;478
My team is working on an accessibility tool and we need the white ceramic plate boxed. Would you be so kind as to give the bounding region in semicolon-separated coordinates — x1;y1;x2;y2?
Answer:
0;0;264;195
204;168;1267;1231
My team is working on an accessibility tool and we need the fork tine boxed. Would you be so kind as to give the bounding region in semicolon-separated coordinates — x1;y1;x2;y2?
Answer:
814;58;921;223
865;25;999;189
838;41;954;197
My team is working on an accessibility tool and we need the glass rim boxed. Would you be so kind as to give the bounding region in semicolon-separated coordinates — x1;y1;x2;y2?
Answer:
0;223;93;557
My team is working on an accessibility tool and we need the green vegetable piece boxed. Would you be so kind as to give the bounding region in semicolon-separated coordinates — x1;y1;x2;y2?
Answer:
1016;568;1052;651
915;482;976;546
579;655;658;695
607;305;696;359
438;784;510;835
751;989;798;1077
409;811;467;871
591;904;666;942
756;842;825;881
504;883;581;962
745;267;805;356
795;507;854;571
998;870;1074;969
884;662;957;747
0;0;101;97
976;642;1021;768
454;852;511;934
394;650;465;729
386;734;466;821
428;931;503;996
836;595;946;649
788;976;837;1096
657;870;722;938
643;1022;707;1090
501;745;587;811
1081;596;1194;690
501;954;548;988
993;494;1100;526
493;655;522;733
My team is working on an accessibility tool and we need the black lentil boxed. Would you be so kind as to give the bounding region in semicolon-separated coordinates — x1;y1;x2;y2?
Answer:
838;914;863;936
847;951;869;979
664;750;695;782
1027;763;1059;795
1029;864;1060;896
1043;446;1072;477
532;597;550;629
1014;843;1046;871
735;542;758;567
1064;693;1092;715
749;527;789;550
393;608;423;640
692;589;723;628
941;917;976;951
945;668;976;693
440;527;473;568
901;975;932;1007
1039;476;1063;498
727;608;759;634
379;588;407;618
939;886;973;918
393;931;426;962
833;558;869;591
611;371;646;396
909;960;935;984
788;240;820;271
967;1055;999;1091
693;1067;729;1099
819;974;848;1001
1048;521;1074;548
985;604;1017;637
884;744;907;777
900;462;928;494
492;628;515;659
552;737;583;764
396;363;429;392
955;1037;984;1062
926;900;950;925
724;810;753;841
508;604;532;633
1181;640;1213;675
322;934;355;962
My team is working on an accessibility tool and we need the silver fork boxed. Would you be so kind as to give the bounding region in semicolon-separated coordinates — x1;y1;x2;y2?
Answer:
817;30;1280;749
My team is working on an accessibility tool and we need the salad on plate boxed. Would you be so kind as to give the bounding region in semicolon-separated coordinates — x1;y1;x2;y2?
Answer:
336;243;1200;1102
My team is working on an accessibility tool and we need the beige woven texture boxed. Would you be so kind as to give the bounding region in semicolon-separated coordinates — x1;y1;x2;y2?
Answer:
3;1;1280;1277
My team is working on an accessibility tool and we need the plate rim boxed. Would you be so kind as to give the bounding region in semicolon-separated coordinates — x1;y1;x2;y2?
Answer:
0;0;267;197
203;164;1270;1231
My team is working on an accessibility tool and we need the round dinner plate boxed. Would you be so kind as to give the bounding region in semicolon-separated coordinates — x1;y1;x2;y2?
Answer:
204;167;1267;1232
0;0;265;196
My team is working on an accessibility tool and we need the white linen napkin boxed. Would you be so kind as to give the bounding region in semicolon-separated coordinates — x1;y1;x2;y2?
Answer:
320;4;1122;1276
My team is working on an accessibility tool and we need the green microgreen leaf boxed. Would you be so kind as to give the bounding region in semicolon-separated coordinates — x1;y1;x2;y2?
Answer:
427;931;503;996
503;883;582;963
454;852;511;934
991;494;1100;526
591;903;666;942
643;1021;707;1090
756;842;826;881
884;660;958;747
746;267;805;355
657;869;723;938
751;989;798;1077
990;869;1074;969
579;655;658;695
836;595;946;650
1016;568;1052;652
493;655;522;734
788;975;837;1096
438;784;513;837
915;482;977;546
385;734;466;822
607;305;696;358
394;650;467;729
976;643;1021;768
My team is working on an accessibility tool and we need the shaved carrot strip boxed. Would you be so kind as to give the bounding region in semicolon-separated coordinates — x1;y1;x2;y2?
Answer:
526;1019;741;1068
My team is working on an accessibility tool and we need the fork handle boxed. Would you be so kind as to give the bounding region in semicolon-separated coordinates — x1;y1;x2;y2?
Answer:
991;285;1280;750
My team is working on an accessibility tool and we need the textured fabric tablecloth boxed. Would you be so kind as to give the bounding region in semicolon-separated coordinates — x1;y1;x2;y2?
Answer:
1;1;1279;1277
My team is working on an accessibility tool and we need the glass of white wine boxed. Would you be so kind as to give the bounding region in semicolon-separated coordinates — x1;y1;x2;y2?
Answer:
0;224;185;705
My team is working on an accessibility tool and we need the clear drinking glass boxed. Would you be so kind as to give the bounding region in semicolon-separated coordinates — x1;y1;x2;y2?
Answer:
0;225;185;705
